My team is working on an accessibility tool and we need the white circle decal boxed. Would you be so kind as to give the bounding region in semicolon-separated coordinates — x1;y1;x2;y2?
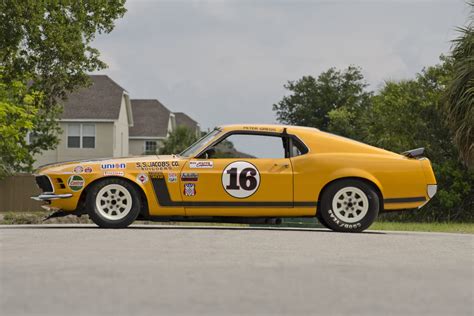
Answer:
222;161;260;198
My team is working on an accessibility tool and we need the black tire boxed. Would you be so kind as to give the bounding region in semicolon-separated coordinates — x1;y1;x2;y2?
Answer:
316;211;332;230
86;178;141;228
319;179;380;232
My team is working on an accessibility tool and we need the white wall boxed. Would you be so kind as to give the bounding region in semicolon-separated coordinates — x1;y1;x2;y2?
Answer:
129;139;164;156
113;95;130;158
33;122;115;168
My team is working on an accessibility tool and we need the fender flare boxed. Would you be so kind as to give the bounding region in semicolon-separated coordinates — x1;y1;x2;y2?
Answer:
318;168;384;205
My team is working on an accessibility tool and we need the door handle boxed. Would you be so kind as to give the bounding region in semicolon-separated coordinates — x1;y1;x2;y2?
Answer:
274;163;290;168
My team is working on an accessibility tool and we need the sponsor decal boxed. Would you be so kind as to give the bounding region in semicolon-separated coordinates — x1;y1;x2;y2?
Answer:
101;163;126;170
222;161;260;198
67;175;85;192
183;183;196;196
181;172;199;181
104;171;124;176
242;126;278;132
149;172;164;179
135;161;179;171
136;173;149;184
84;166;93;173
189;160;213;169
73;166;84;174
168;173;177;183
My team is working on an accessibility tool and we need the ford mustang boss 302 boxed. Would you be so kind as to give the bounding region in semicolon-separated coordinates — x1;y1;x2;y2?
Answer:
32;124;437;232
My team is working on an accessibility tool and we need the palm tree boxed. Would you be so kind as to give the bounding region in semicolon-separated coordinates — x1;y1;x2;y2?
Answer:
444;2;473;168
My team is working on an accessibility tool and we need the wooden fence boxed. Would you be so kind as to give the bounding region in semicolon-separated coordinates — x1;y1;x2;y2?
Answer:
0;174;43;212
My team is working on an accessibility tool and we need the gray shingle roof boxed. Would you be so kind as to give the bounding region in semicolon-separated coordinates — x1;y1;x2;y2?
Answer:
61;75;127;120
174;112;199;131
130;99;171;137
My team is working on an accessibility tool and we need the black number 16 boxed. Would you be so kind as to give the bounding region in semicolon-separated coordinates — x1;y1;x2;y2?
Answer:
225;167;258;191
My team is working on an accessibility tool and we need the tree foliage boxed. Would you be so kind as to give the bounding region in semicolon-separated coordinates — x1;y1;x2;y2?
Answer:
0;73;38;178
444;5;474;168
0;1;126;175
273;66;372;140
273;59;473;222
364;61;472;222
159;126;199;155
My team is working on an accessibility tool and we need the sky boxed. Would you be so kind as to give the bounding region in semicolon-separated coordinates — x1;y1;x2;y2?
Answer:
92;0;470;131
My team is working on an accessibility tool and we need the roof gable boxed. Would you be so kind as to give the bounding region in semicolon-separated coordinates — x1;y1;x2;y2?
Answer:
174;112;199;131
60;75;126;121
129;99;171;138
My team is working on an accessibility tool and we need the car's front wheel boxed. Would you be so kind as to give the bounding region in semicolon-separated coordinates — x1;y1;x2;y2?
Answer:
86;178;141;228
319;179;380;232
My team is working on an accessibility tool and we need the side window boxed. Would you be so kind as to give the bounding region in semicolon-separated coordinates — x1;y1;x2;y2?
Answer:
290;137;308;157
210;134;286;159
291;143;302;157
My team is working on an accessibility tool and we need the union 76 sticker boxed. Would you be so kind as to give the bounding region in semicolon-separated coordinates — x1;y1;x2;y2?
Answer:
222;161;260;198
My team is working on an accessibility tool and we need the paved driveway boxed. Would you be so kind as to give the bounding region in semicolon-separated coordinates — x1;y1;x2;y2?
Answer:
1;225;472;315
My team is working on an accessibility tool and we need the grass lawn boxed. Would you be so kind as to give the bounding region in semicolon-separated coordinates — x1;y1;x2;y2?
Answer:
370;222;474;234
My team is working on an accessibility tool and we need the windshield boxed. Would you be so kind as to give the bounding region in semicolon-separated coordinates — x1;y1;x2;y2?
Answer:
180;128;221;157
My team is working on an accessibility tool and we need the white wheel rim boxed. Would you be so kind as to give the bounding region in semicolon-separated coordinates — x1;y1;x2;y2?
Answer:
332;187;369;223
95;184;133;221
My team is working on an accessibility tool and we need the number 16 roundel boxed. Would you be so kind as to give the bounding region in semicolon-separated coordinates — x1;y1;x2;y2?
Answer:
222;161;260;198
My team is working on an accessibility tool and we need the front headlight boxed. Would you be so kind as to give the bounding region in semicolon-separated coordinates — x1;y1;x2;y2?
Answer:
427;184;437;198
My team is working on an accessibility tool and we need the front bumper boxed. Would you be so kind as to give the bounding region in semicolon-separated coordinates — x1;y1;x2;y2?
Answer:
31;193;73;201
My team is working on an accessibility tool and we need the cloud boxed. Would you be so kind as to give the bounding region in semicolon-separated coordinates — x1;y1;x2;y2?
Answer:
93;0;468;130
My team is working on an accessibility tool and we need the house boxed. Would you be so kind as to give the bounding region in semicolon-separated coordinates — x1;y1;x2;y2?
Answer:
128;100;202;155
128;99;175;155
174;112;201;138
32;75;201;166
32;75;133;168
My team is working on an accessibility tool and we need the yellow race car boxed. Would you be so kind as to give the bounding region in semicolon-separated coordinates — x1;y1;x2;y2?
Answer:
32;124;437;232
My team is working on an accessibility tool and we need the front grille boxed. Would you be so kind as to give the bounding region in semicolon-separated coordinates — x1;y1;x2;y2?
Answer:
35;175;53;193
55;177;66;189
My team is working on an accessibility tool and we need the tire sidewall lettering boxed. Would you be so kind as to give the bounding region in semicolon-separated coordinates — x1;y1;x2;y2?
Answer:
328;208;363;229
321;180;379;232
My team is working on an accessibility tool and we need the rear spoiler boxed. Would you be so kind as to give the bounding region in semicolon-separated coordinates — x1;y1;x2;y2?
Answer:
401;147;425;158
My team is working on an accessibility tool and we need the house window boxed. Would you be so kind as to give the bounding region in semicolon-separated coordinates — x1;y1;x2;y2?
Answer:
67;123;95;149
82;124;95;148
145;141;157;154
68;124;81;148
27;132;40;145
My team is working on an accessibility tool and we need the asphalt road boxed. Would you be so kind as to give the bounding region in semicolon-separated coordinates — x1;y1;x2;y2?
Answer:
0;225;472;316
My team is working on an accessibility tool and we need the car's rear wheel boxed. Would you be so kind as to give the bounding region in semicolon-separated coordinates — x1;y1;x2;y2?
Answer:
316;211;332;230
319;179;379;232
86;178;141;228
